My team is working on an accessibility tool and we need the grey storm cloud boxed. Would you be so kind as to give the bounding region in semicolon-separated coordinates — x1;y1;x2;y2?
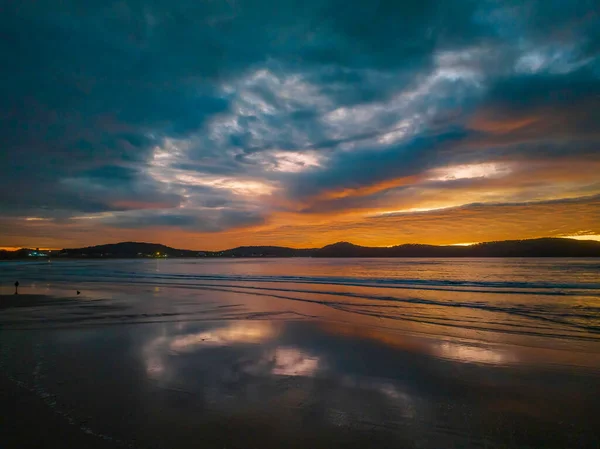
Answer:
472;68;600;139
0;0;598;232
100;208;265;232
287;130;469;201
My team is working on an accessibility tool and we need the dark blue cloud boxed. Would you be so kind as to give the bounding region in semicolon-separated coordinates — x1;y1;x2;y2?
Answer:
473;67;600;136
483;67;600;110
101;208;265;232
287;130;469;200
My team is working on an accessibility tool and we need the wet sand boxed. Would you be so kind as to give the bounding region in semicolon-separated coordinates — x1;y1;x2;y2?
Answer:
0;294;75;309
1;290;600;449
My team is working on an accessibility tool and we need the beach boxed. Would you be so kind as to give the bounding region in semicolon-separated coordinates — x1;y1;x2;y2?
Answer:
1;258;600;448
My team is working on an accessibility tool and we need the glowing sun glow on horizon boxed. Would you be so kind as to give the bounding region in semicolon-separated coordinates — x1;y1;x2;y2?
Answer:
559;234;600;242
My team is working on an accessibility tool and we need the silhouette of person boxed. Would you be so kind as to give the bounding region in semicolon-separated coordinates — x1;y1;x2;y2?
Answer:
14;281;19;295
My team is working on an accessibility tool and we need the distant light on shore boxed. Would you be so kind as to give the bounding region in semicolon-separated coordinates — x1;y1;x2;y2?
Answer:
0;247;59;251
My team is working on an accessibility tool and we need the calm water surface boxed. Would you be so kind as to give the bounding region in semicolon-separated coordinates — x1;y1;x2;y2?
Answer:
1;258;599;448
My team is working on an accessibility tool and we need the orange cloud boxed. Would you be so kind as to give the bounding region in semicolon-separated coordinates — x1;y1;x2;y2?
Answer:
314;174;423;201
469;115;540;134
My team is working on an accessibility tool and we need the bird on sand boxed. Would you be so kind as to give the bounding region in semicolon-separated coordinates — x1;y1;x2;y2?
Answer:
76;290;80;295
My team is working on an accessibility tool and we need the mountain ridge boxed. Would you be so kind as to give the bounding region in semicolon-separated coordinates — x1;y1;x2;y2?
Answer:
2;238;600;258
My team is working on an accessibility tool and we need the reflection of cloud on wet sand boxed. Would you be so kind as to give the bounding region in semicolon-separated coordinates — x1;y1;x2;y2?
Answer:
141;322;422;437
145;323;321;382
139;319;583;447
227;345;322;378
266;347;320;377
143;323;417;427
143;334;168;379
337;376;417;420
434;342;517;365
169;321;278;351
144;322;323;383
142;321;280;380
319;322;520;366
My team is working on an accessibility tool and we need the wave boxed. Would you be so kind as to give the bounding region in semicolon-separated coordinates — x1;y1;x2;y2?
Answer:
4;269;600;295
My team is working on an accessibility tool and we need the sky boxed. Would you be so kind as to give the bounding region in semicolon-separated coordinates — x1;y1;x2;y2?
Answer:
1;0;599;250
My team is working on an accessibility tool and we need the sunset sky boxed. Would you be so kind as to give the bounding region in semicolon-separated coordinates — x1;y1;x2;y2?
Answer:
1;0;599;250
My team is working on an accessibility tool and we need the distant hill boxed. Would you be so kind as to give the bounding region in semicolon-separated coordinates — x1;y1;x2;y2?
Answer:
467;238;600;257
58;242;202;258
315;242;461;257
1;238;599;259
313;238;600;257
55;242;316;258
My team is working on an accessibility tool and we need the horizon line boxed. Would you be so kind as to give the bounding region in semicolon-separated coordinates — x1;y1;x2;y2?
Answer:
2;234;600;253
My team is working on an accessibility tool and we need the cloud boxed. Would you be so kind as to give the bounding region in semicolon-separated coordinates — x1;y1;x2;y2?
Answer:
286;130;470;202
470;68;600;138
98;208;265;232
0;0;598;247
234;195;600;249
1;194;598;250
